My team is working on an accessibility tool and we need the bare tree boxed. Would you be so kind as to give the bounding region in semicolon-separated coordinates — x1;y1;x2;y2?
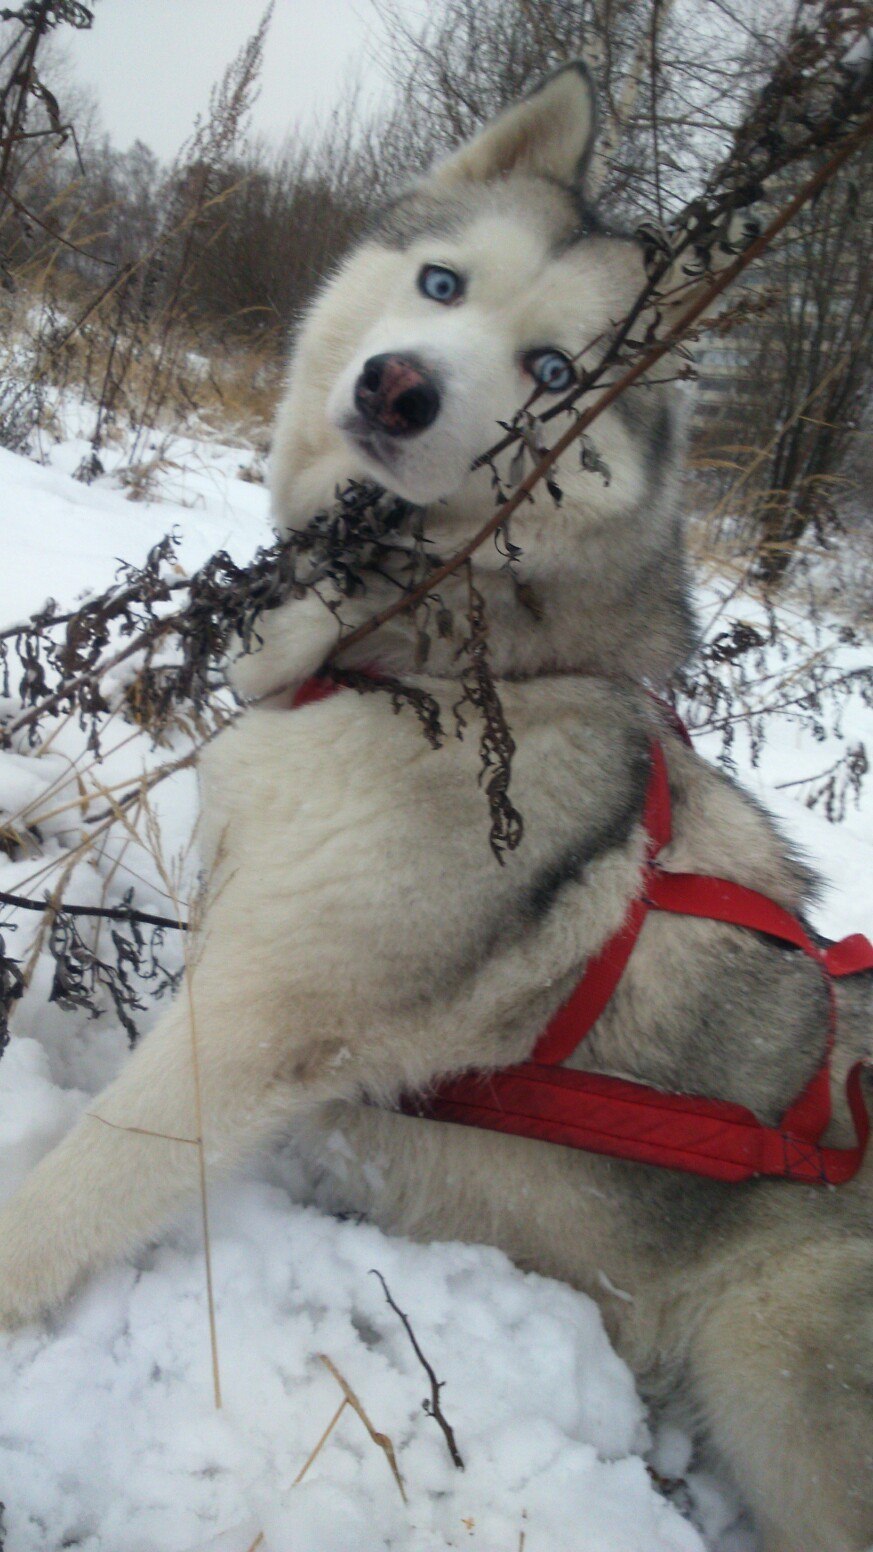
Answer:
0;1;96;277
742;151;873;582
367;0;801;212
179;100;371;340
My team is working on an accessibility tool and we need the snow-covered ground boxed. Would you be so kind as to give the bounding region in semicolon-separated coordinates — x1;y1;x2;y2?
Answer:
0;424;871;1552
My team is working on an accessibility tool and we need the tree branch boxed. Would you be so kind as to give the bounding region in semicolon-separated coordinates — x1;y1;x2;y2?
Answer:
0;888;187;933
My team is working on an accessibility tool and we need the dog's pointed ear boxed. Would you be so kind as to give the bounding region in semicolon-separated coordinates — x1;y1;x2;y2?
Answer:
431;63;597;190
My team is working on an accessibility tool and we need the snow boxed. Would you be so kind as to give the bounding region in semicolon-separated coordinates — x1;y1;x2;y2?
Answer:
0;1189;696;1552
0;430;871;1552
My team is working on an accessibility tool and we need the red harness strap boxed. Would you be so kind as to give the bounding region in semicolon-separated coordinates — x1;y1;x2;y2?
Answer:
293;677;873;1184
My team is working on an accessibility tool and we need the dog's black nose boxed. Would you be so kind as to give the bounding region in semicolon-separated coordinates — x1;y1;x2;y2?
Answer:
354;354;441;436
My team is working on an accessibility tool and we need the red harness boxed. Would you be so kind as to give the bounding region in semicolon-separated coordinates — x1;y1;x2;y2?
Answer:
293;676;873;1185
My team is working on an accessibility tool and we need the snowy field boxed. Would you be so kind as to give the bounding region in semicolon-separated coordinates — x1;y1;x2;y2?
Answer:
0;422;871;1552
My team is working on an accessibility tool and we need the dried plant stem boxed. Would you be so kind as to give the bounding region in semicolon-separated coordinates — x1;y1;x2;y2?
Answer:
31;707;77;758
192;1033;222;1412
0;711;133;837
326;108;873;668
3;794;140;902
84;746;203;826
2;610;186;745
318;1353;407;1502
293;1397;349;1485
703;353;850;535
168;834;222;1410
87;1113;199;1146
20;763;189;831
103;785;223;1408
19;849;77;993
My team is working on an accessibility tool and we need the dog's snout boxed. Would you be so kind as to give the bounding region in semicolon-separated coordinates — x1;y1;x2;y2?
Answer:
354;353;441;436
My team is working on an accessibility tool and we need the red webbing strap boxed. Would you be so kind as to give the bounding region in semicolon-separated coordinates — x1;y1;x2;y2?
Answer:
646;870;873;1141
533;742;671;1066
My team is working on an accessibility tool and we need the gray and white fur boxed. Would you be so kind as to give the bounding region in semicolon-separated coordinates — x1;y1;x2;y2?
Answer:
0;64;871;1552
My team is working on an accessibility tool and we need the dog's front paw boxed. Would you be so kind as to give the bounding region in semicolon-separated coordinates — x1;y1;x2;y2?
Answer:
0;1199;79;1329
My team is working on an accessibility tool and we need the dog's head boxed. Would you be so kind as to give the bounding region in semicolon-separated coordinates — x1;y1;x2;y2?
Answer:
272;65;669;543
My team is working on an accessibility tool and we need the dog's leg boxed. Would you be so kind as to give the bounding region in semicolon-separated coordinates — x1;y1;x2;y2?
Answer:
0;957;373;1326
689;1238;873;1552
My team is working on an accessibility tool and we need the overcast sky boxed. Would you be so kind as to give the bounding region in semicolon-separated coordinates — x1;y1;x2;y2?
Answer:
64;0;424;161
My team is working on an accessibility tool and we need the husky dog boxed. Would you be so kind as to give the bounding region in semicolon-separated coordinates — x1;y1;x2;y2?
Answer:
1;64;871;1552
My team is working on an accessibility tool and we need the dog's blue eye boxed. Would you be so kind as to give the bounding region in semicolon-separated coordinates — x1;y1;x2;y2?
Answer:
525;349;576;393
418;264;464;304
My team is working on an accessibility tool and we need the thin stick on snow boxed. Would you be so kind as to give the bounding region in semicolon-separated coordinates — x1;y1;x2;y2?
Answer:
370;1268;464;1469
83;744;214;827
293;1397;349;1486
318;1353;407;1502
0;793;142;903
17;764;185;831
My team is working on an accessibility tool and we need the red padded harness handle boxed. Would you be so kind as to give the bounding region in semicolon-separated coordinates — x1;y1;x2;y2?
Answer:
403;1059;873;1185
292;677;873;1184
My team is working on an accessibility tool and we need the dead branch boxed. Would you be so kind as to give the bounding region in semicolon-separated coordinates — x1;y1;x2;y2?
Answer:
370;1268;465;1470
0;887;187;932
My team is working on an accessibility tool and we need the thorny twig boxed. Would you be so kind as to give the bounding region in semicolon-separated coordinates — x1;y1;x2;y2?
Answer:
370;1268;465;1470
